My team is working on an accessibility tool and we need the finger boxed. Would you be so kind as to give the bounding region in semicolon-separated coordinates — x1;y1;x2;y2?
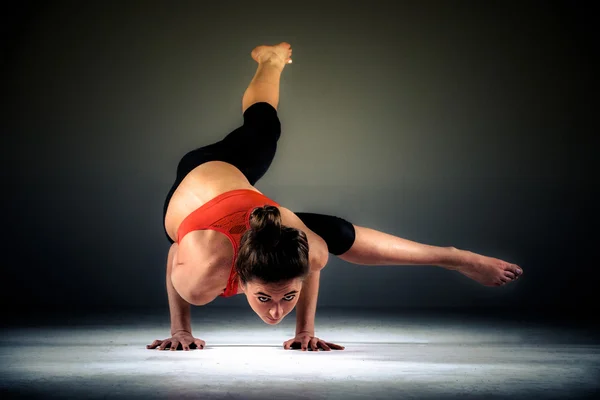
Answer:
158;340;171;351
147;340;162;349
283;339;292;350
285;340;302;350
310;338;319;352
326;342;345;350
302;338;311;351
170;340;179;351
193;339;205;350
319;341;331;351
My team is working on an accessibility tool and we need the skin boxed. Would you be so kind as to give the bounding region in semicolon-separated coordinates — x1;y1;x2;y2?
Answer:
240;278;304;325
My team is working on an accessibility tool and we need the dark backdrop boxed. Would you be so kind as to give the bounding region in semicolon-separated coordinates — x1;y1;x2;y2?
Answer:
2;1;596;314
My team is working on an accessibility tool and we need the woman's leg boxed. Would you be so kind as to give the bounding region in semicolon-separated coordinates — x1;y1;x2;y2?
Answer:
295;212;523;287
215;42;293;185
242;42;292;113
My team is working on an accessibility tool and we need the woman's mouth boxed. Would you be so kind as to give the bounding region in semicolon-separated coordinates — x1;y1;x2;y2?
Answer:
266;317;279;323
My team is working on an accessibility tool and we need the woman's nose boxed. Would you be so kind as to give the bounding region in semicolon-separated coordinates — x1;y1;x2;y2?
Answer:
269;305;282;319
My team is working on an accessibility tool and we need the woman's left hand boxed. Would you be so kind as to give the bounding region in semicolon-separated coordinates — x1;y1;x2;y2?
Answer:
283;332;345;351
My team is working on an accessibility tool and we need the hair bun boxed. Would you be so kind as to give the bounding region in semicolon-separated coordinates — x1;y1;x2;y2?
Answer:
249;205;282;248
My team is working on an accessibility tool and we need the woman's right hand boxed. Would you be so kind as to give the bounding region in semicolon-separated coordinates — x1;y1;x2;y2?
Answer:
146;331;206;351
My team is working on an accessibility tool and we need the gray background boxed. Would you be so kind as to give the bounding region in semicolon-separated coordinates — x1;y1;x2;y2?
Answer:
2;0;596;313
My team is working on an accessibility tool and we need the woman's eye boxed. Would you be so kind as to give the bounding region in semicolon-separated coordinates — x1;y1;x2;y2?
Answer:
258;296;294;302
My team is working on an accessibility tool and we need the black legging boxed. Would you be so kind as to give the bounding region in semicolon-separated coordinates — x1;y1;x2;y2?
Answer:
163;102;356;256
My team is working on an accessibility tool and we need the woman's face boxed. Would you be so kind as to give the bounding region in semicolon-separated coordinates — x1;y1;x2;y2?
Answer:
242;278;303;324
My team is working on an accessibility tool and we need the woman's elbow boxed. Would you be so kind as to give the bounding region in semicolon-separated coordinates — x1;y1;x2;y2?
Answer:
171;263;213;306
179;287;213;306
311;249;329;271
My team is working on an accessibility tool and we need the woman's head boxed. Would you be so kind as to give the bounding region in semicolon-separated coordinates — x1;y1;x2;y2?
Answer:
236;205;310;324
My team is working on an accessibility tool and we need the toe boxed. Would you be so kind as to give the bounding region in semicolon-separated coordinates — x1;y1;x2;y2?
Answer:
505;271;516;280
510;265;523;276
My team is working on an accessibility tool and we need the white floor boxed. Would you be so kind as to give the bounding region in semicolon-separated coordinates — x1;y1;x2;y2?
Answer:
2;309;599;399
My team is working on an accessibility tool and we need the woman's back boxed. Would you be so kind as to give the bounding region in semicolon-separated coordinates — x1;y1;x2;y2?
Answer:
164;160;263;242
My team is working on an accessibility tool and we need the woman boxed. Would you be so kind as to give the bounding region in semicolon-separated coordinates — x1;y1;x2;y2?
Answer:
147;42;524;352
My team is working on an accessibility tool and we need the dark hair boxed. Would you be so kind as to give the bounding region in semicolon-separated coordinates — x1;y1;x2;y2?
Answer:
235;205;310;285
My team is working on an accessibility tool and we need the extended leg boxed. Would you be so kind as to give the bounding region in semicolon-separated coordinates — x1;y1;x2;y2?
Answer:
296;212;523;287
295;212;452;265
242;42;292;114
339;225;523;287
338;225;455;266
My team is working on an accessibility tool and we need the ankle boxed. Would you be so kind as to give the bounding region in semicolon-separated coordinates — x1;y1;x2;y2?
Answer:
440;246;466;270
259;54;286;68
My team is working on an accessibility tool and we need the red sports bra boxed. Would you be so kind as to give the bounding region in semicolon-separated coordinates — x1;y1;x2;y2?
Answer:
176;189;280;297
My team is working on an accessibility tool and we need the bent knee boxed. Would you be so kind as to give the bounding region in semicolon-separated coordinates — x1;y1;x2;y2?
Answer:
296;213;356;256
171;263;215;306
188;294;213;306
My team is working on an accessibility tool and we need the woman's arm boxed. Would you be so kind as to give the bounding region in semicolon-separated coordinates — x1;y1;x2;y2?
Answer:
277;207;329;335
166;243;192;335
146;243;208;351
295;268;322;336
170;237;224;306
283;263;345;351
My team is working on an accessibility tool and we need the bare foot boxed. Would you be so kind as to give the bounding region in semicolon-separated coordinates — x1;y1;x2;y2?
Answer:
450;248;523;287
251;42;293;66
